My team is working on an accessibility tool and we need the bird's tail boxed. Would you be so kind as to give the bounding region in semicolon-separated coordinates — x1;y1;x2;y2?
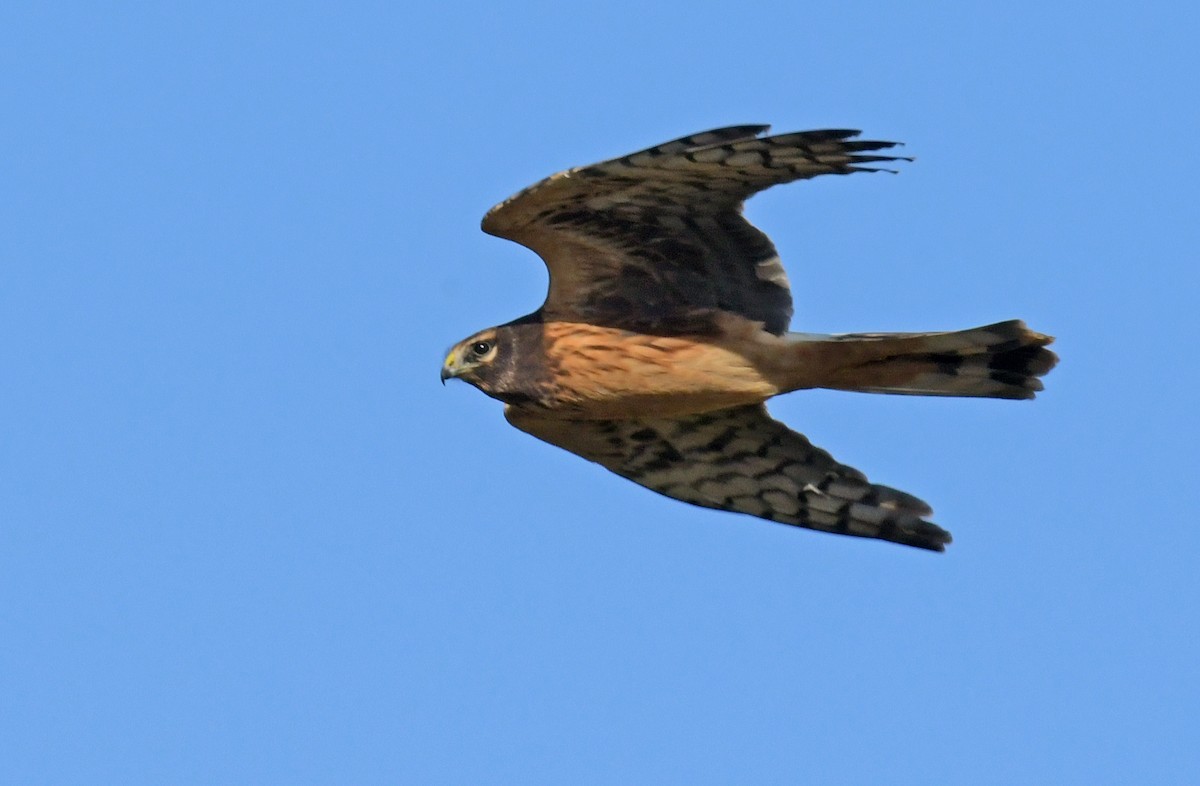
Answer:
785;320;1057;400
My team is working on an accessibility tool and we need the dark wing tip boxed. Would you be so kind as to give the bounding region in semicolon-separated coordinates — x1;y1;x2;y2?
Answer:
912;523;953;552
871;514;952;551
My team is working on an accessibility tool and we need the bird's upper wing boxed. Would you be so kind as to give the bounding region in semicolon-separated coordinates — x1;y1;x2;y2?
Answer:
506;403;950;551
482;126;909;336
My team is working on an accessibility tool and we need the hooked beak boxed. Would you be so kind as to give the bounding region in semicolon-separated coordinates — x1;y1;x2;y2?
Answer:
441;352;459;385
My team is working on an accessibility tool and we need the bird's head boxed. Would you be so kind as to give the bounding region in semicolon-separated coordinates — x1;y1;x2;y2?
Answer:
441;319;547;405
441;328;501;390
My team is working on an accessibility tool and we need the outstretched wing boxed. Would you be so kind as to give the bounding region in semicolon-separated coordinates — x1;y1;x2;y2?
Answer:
506;404;950;551
483;125;909;336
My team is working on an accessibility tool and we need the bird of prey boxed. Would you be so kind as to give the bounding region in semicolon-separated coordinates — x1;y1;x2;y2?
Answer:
441;125;1056;551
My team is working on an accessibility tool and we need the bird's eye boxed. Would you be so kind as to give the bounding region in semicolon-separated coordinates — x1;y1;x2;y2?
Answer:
472;341;492;356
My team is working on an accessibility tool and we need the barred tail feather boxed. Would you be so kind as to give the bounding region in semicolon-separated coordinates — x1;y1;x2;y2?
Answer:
792;320;1057;400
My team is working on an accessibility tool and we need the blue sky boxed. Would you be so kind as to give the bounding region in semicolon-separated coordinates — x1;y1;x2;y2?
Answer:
3;2;1198;783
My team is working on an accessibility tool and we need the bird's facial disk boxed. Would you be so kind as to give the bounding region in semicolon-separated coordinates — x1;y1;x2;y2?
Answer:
441;330;499;384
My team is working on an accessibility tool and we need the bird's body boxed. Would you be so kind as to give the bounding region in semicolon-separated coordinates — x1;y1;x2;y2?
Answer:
442;125;1057;551
473;314;778;419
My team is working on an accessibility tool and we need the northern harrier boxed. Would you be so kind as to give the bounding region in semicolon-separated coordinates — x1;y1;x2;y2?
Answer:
442;125;1056;551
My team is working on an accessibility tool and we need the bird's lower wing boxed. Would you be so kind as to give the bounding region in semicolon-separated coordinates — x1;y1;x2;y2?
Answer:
505;404;951;551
